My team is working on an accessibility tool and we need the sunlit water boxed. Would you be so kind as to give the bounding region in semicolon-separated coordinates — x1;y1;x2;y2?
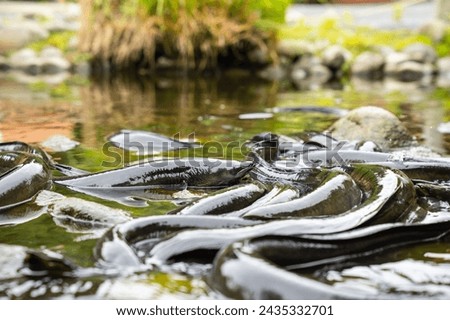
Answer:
0;72;449;298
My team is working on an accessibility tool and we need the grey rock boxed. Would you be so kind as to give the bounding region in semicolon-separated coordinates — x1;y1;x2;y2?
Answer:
248;47;271;65
403;43;437;64
437;57;450;75
321;45;352;70
8;48;41;74
384;52;409;74
0;55;10;71
41;135;79;152
0;22;49;53
40;46;63;59
73;61;90;76
68;36;78;50
41;56;71;74
257;64;287;81
351;52;385;79
328;106;414;150
436;57;450;88
277;39;314;59
388;61;434;82
291;55;331;81
290;54;332;89
419;19;448;42
44;18;80;33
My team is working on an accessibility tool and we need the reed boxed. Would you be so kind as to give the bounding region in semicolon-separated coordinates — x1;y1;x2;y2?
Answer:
79;0;291;72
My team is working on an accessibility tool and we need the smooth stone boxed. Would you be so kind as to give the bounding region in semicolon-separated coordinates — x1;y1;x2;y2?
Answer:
437;122;450;134
41;135;79;152
351;52;385;79
40;56;71;74
40;46;63;59
384;52;409;74
403;43;437;64
419;19;448;42
437;57;450;75
388;61;434;82
247;47;271;65
257;64;287;81
0;22;49;53
8;48;41;74
328;106;414;150
277;39;314;59
321;45;352;70
73;61;90;76
0;55;10;71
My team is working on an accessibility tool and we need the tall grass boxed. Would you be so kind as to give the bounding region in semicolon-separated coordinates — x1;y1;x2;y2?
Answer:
79;0;291;71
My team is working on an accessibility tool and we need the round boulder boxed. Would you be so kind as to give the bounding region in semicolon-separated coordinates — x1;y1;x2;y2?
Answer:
321;45;352;71
327;106;414;150
351;52;385;80
403;43;437;64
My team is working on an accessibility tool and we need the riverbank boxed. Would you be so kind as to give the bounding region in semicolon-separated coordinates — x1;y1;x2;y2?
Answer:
0;1;449;88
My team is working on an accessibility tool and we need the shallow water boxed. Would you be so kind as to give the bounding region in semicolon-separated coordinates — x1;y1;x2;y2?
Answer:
0;72;449;299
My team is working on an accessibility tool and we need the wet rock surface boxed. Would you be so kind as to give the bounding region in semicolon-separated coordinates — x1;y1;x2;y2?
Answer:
328;106;415;150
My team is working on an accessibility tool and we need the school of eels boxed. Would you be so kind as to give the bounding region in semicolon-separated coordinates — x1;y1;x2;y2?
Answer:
0;127;450;299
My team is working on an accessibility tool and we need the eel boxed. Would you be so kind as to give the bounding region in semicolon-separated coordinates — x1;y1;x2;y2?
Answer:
0;154;51;211
55;158;253;206
210;219;450;299
141;165;414;266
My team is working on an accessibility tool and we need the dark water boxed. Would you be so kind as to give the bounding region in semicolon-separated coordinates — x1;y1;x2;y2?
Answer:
0;72;449;298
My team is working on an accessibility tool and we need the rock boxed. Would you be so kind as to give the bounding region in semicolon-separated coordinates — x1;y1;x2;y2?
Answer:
68;36;78;50
0;22;49;53
290;55;332;87
436;57;450;88
40;46;63;59
73;61;90;76
403;43;437;64
41;56;71;74
257;64;287;81
328;106;414;150
384;51;434;82
321;45;352;70
437;57;450;75
39;46;70;74
248;47;271;66
388;61;434;82
8;48;41;75
437;122;450;134
0;55;10;71
384;52;409;73
277;39;314;59
419;19;448;42
351;52;385;79
41;135;79;152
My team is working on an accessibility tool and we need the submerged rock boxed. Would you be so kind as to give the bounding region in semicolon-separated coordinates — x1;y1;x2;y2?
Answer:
327;106;414;150
41;135;79;152
8;48;41;75
36;190;131;234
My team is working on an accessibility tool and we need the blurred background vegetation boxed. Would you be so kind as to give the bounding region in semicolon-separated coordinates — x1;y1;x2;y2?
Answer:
78;0;291;72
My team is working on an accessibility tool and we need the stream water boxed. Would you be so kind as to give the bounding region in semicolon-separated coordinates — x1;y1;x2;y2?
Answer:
0;72;449;299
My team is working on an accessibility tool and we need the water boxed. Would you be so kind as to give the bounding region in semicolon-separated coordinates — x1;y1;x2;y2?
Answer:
0;72;449;298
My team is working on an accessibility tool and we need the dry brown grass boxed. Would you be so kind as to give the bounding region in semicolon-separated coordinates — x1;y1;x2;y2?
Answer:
78;0;276;72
